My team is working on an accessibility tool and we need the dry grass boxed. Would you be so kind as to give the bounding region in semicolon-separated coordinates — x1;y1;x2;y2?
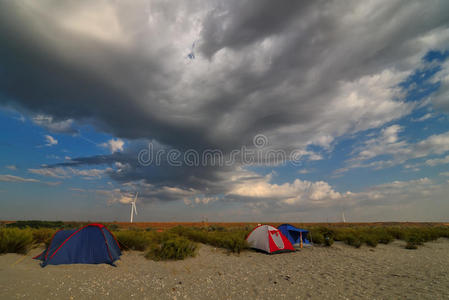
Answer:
1;222;448;256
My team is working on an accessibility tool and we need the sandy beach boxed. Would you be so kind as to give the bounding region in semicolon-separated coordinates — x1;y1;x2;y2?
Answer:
0;239;448;299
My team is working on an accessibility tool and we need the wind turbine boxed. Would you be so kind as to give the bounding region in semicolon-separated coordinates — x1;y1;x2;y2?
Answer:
130;192;138;223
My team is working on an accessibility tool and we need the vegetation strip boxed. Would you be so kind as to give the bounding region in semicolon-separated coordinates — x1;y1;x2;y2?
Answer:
1;223;449;259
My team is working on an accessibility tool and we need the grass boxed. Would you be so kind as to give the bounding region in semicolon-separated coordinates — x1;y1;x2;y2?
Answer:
114;230;151;251
1;222;448;256
305;225;449;249
169;226;250;253
113;229;198;260
32;228;57;246
6;220;64;229
145;234;197;261
308;227;334;246
0;228;34;254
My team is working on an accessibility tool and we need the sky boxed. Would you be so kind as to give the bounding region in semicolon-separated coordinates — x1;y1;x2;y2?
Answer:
1;0;449;222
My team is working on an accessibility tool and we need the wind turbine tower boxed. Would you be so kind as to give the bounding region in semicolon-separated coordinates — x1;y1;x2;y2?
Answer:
130;192;138;223
341;211;346;223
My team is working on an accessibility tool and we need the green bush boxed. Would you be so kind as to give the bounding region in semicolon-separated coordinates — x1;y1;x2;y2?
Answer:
170;226;249;253
363;234;378;247
324;236;334;246
305;225;449;249
405;241;418;249
344;234;362;248
377;232;394;244
145;235;197;261
0;228;33;254
307;227;334;246
207;225;226;232
107;224;120;231
32;228;56;246
6;220;64;229
63;222;85;229
114;230;151;251
308;230;324;245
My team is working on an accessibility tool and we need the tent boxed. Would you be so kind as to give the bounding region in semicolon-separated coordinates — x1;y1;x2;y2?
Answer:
246;225;295;254
34;223;121;267
277;224;311;247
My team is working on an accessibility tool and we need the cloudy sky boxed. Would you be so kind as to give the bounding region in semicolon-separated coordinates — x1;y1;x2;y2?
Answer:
1;0;449;222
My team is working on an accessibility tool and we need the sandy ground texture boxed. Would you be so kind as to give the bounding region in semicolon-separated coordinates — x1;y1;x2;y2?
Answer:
1;239;449;299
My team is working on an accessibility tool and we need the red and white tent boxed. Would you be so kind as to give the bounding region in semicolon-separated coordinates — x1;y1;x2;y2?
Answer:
246;225;295;254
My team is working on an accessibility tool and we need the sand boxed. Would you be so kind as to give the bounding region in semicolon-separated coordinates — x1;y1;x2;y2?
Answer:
1;239;449;299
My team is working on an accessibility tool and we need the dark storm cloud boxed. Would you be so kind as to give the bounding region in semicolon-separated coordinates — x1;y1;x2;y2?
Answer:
50;140;238;198
2;1;448;152
0;1;211;150
1;0;449;206
200;0;319;58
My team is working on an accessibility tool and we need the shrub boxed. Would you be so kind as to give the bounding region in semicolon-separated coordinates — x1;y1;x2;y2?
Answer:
363;234;378;247
308;230;324;245
344;234;362;248
0;228;33;254
169;226;249;253
6;220;64;229
377;233;394;244
405;234;424;249
302;224;449;249
145;235;197;261
384;228;399;240
405;241;418;249
114;230;151;251
207;225;226;232
324;236;334;247
32;228;56;246
63;222;84;229
107;224;120;231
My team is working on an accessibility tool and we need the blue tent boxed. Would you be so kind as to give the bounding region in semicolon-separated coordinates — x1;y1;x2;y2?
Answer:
277;224;310;246
34;224;121;267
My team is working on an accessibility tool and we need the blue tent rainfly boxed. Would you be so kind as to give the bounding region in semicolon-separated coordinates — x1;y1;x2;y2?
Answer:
277;224;311;246
33;223;121;267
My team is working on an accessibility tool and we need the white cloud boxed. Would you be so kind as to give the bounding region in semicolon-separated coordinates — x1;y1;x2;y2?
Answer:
28;167;68;178
415;131;449;156
70;168;105;179
101;138;124;153
0;174;39;183
413;113;433;122
44;135;58;147
342;128;449;172
33;115;76;134
425;155;449;166
227;172;342;206
354;125;408;161
28;167;105;179
70;187;87;192
430;59;449;112
440;172;449;177
298;169;310;174
5;165;17;171
194;196;219;205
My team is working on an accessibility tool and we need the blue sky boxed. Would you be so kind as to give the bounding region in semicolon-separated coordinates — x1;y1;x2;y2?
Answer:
1;1;449;222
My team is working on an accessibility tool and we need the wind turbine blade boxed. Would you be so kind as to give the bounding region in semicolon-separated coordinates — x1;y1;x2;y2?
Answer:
133;202;138;215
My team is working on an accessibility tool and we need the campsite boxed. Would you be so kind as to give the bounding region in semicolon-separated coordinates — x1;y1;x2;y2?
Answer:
2;1;449;298
1;221;449;299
